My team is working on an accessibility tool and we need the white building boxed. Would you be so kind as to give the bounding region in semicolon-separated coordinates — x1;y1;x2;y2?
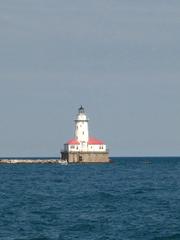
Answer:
61;106;109;163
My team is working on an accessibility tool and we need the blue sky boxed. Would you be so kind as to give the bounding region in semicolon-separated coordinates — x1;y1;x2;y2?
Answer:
0;0;180;157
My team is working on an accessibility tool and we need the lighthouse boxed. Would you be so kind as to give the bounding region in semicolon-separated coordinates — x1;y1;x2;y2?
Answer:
61;106;110;163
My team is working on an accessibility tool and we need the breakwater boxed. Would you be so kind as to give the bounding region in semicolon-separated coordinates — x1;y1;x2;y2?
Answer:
0;158;67;164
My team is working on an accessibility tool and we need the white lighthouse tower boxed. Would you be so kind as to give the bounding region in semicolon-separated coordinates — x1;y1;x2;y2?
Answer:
61;106;110;163
74;106;89;151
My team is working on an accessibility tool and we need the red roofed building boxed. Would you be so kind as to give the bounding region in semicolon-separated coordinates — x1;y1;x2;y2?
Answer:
88;137;104;145
61;106;110;163
67;139;80;145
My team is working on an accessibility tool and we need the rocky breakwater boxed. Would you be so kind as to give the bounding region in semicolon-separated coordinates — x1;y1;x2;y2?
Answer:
0;159;67;164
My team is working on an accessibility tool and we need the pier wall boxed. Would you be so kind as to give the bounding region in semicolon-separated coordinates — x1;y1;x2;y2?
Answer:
61;151;110;163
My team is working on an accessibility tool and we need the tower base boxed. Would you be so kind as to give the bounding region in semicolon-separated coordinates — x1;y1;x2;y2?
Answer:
61;151;110;163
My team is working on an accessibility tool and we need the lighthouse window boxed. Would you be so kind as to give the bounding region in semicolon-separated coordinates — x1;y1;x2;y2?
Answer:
83;131;84;135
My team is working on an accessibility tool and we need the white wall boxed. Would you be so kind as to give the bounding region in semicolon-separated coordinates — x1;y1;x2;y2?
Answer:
68;144;80;152
65;144;107;152
87;144;107;152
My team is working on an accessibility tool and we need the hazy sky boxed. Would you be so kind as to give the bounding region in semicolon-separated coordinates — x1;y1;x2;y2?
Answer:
0;0;180;157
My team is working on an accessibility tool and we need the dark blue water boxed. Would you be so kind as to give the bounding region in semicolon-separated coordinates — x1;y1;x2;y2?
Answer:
1;157;180;240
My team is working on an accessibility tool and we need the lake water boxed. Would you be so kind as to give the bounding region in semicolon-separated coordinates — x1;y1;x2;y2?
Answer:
1;157;180;240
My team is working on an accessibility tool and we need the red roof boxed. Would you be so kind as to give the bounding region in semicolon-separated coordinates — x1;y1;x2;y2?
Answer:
67;139;80;145
88;137;104;145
